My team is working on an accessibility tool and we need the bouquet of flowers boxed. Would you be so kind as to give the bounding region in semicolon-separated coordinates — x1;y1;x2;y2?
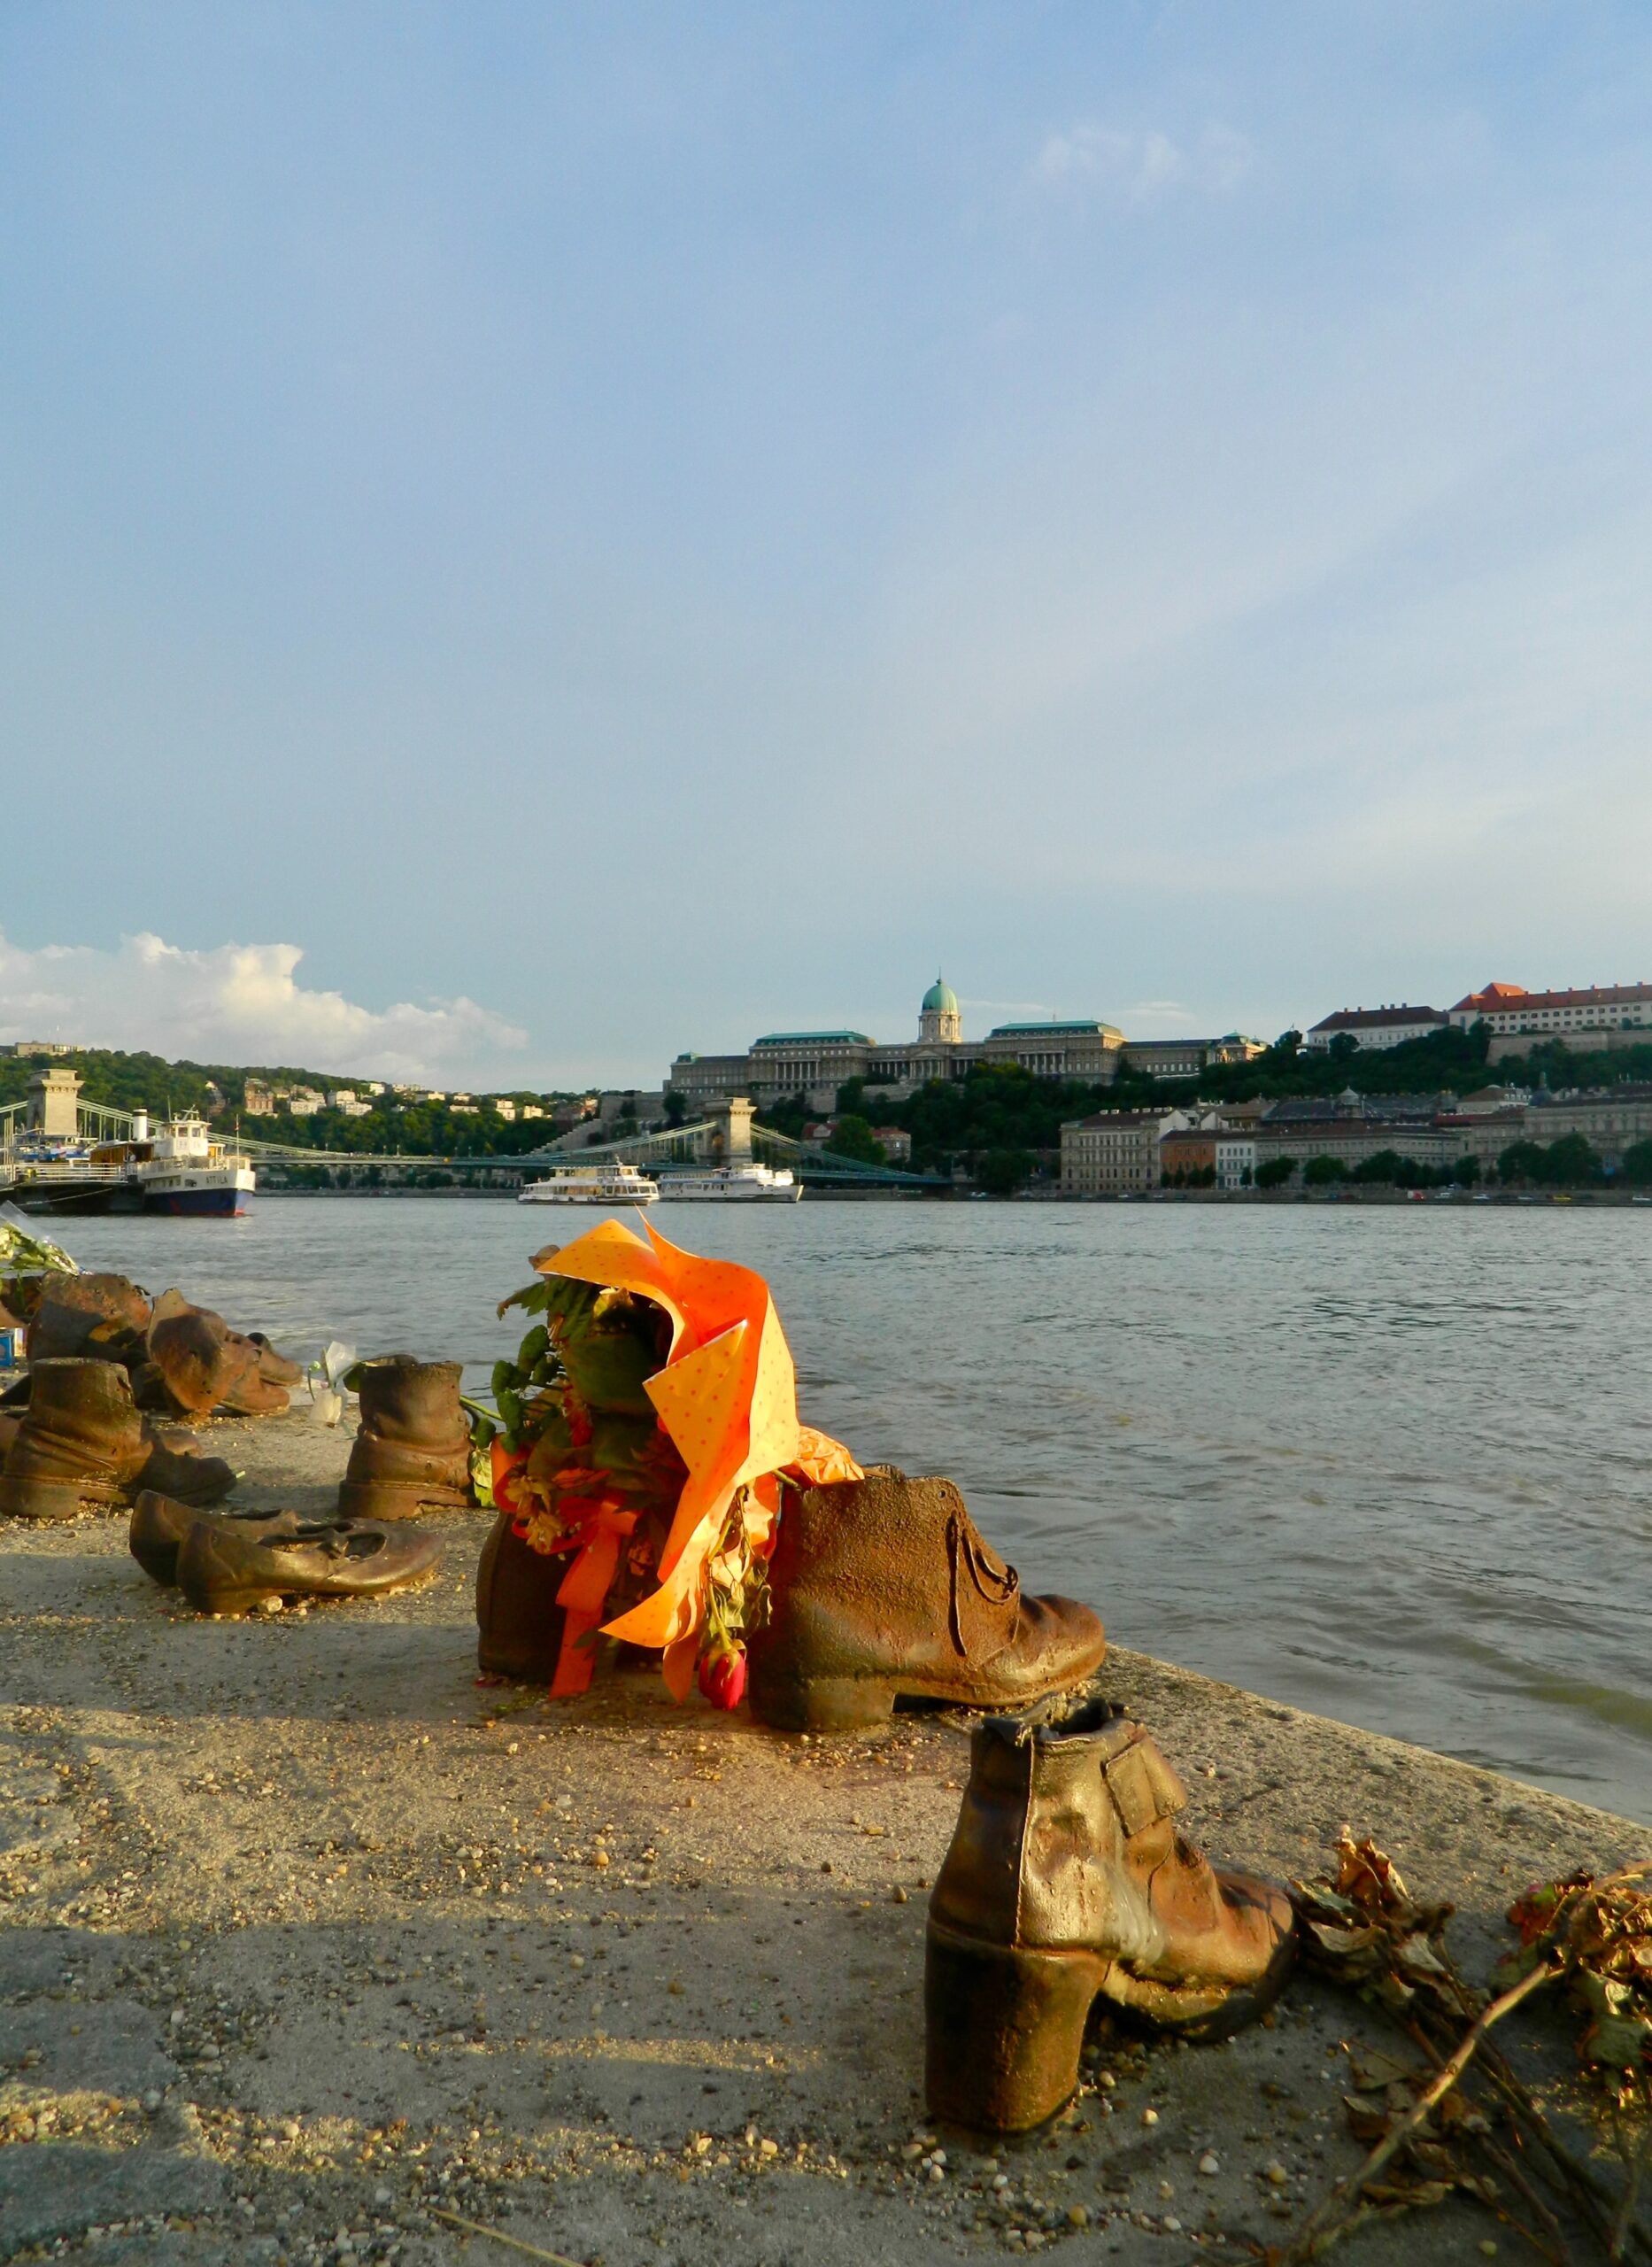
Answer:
473;1219;859;1706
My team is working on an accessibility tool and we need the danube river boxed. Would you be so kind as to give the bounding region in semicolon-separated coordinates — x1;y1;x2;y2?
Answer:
62;1195;1652;1822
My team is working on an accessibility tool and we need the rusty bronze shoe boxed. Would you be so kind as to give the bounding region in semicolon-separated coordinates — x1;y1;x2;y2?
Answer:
0;1358;236;1521
24;1273;152;1365
336;1357;473;1520
175;1514;444;1615
145;1290;265;1415
129;1490;309;1587
925;1700;1296;2131
475;1511;567;1681
745;1469;1106;1732
247;1332;304;1387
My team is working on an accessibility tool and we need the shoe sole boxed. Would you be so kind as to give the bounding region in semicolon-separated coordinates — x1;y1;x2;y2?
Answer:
0;1476;120;1521
923;1915;1297;2132
180;1559;444;1617
748;1661;1105;1734
336;1481;471;1521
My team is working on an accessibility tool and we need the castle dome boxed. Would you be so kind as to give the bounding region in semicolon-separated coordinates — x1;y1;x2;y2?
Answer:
922;974;959;1017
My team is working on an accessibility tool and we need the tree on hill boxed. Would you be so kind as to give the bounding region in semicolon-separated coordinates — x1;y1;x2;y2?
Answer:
824;1113;885;1165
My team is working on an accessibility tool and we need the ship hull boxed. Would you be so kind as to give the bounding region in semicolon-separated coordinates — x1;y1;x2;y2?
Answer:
0;1180;124;1217
142;1187;250;1218
517;1192;657;1206
655;1187;803;1202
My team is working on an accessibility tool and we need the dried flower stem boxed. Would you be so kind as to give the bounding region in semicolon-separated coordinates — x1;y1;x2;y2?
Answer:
1279;1955;1561;2265
427;2204;584;2266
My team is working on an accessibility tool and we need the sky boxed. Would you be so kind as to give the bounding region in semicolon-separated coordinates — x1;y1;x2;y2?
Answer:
4;2;1651;1088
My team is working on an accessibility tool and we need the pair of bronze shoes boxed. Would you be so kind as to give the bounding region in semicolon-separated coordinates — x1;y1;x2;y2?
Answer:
473;1457;1294;2127
475;1465;1112;1718
130;1491;444;1615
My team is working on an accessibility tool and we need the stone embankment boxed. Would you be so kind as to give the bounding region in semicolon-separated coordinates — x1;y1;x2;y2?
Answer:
2;1412;1644;2265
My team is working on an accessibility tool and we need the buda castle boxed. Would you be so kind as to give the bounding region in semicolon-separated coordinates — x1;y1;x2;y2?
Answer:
668;978;1261;1115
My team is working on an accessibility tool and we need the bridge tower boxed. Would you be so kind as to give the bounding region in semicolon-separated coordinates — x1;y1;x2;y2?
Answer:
707;1095;754;1164
27;1067;81;1139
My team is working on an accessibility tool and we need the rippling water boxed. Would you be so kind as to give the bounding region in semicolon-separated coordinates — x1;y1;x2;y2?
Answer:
58;1195;1652;1822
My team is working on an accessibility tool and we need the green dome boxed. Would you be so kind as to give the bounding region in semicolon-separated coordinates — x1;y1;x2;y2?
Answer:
922;973;959;1016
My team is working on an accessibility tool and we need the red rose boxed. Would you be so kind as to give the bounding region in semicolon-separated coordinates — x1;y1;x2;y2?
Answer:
698;1647;747;1711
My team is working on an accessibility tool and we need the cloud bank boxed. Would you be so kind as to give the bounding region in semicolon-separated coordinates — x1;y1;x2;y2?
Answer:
0;932;528;1083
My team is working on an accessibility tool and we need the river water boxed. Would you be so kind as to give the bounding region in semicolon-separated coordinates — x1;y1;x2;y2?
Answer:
57;1195;1652;1822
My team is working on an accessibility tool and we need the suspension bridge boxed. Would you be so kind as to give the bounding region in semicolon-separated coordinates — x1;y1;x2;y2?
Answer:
2;1087;948;1196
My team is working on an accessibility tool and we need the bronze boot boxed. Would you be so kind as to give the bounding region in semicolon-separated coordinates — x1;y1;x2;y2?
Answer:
24;1273;152;1365
0;1358;236;1521
145;1290;265;1415
475;1512;567;1680
925;1701;1296;2131
336;1357;473;1519
746;1470;1106;1732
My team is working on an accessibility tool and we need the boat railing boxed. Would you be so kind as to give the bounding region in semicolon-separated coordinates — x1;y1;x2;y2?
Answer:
0;1159;134;1184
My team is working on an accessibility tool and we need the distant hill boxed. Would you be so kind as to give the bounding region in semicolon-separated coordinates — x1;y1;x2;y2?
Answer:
0;1046;598;1160
0;1047;335;1118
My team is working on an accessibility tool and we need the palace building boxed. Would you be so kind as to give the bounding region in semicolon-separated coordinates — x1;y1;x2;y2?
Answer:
667;978;1260;1114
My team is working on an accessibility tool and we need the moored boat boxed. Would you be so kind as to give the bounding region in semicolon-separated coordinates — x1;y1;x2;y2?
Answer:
125;1114;255;1217
518;1163;659;1206
654;1164;802;1203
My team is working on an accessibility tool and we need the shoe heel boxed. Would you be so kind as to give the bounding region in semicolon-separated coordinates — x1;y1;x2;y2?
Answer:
748;1673;898;1732
925;1918;1101;2132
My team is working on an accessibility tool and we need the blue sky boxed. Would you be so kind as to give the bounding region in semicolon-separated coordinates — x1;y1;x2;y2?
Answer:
4;3;1650;1086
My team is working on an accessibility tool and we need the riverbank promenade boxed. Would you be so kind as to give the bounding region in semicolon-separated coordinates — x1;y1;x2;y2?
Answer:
2;1408;1643;2264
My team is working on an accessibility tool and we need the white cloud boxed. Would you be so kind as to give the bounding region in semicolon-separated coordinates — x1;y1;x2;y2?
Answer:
1117;1001;1199;1025
1031;123;1254;205
0;931;528;1082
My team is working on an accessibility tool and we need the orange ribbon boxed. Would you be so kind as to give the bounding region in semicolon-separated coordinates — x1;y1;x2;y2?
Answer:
547;1501;638;1698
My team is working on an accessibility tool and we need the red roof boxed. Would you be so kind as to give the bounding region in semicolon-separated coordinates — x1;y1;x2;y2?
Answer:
1453;981;1652;1013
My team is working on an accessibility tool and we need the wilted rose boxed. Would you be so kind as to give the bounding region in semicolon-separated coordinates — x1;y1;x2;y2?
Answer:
698;1647;747;1711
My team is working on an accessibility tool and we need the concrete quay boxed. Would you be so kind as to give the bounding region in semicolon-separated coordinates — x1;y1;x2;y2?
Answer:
2;1409;1646;2266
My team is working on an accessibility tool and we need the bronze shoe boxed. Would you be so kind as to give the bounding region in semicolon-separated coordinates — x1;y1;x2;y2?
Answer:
475;1511;567;1681
175;1514;444;1615
129;1490;310;1587
24;1274;152;1365
145;1290;265;1415
745;1469;1106;1732
336;1357;473;1519
0;1358;236;1520
925;1700;1296;2131
247;1332;304;1387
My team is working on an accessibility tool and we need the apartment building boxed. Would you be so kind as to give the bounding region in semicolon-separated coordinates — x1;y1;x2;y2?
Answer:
1060;1110;1185;1195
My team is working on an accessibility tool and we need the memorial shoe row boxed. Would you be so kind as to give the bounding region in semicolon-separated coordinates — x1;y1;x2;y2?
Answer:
0;1267;303;1421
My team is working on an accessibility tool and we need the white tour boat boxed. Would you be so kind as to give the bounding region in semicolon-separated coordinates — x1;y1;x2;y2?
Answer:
654;1163;802;1203
124;1112;256;1217
518;1162;659;1207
